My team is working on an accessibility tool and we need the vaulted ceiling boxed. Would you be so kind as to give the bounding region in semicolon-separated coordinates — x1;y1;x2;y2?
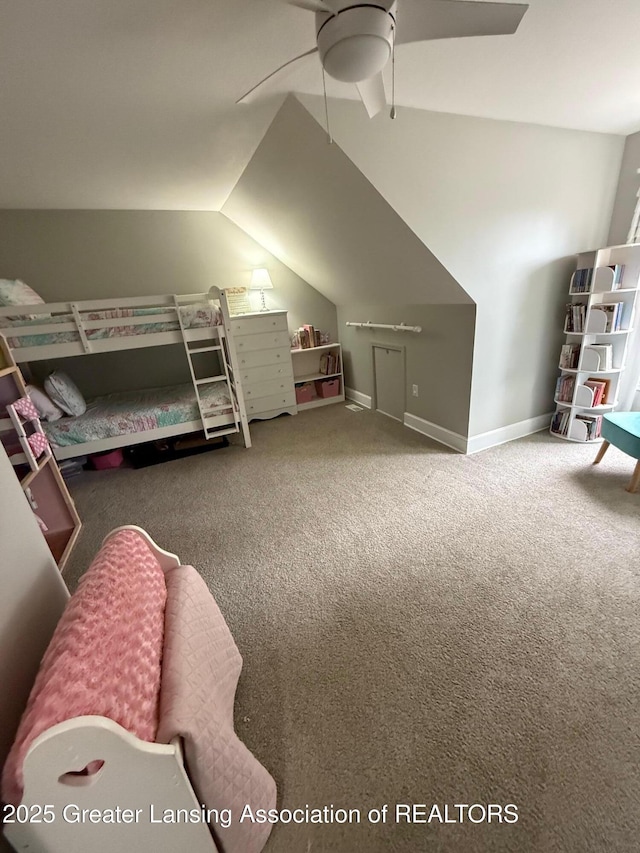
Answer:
2;0;640;210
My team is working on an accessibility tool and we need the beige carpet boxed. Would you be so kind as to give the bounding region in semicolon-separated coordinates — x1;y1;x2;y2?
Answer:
64;405;640;853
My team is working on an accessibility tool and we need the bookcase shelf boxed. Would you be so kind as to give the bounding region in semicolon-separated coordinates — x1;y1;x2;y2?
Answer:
291;342;345;410
551;244;640;443
0;334;81;571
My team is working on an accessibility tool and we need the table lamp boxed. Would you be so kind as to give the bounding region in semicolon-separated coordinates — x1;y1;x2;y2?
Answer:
249;268;274;312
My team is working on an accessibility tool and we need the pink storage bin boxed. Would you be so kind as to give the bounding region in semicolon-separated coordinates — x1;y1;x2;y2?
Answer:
90;448;124;470
315;379;340;399
295;383;314;404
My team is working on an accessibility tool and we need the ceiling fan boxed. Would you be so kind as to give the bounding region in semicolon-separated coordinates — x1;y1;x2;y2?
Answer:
237;0;529;119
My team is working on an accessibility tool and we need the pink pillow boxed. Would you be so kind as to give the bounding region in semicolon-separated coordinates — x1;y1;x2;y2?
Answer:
1;529;167;806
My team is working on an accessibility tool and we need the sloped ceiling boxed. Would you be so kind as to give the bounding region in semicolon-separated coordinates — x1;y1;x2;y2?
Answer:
1;1;640;209
222;96;472;306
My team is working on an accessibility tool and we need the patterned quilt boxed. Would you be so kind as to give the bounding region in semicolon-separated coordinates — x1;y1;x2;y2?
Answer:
0;304;221;349
44;382;231;446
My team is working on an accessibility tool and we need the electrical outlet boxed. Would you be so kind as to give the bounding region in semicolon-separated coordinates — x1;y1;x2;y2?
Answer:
412;384;419;397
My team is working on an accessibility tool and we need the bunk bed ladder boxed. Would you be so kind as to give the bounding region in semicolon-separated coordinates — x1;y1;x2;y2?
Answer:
211;288;252;449
172;296;225;441
173;294;251;448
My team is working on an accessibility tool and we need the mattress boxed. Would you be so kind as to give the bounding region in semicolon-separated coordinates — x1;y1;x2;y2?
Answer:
0;304;221;349
43;382;232;447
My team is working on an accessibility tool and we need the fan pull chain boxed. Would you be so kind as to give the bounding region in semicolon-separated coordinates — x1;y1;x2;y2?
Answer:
390;25;396;119
322;67;333;144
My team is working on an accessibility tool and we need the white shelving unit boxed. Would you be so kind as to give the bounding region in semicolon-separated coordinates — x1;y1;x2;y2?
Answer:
0;335;81;570
291;343;345;411
550;243;640;443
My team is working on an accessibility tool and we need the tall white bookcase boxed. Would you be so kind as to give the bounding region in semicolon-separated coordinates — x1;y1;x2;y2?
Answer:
550;243;640;443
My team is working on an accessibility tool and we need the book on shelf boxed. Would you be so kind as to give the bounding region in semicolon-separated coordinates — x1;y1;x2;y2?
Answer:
564;302;587;333
581;344;613;371
551;410;602;440
595;303;622;332
592;264;625;292
555;375;575;403
574;413;602;440
569;268;593;294
550;409;571;436
559;344;581;369
583;379;608;407
294;325;325;349
319;351;341;376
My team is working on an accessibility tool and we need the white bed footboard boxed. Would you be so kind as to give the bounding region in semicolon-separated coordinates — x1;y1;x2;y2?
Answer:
5;716;218;853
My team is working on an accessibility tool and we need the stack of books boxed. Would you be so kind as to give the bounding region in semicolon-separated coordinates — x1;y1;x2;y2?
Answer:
570;268;593;294
583;377;611;406
550;411;602;440
564;302;587;332
559;344;581;369
319;351;340;376
594;302;624;332
550;409;571;436
574;414;603;440
555;375;575;403
582;344;613;370
295;325;322;348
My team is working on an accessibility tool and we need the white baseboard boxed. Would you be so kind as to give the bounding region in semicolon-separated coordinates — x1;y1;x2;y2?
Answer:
403;411;554;455
345;387;372;409
403;413;467;453
465;412;553;455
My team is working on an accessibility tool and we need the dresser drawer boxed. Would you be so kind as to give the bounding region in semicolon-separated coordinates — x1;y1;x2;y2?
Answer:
236;347;290;369
239;362;293;385
230;313;288;336
245;391;296;415
243;377;294;400
235;331;290;353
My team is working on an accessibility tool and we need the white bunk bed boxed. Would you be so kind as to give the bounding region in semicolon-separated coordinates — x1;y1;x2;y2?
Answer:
0;287;251;457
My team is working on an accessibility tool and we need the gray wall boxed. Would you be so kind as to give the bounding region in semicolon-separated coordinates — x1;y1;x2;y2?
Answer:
0;210;337;395
223;97;472;307
223;95;475;436
608;130;640;246
300;95;624;437
339;304;475;435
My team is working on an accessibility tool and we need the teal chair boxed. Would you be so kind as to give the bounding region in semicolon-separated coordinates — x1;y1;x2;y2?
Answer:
593;412;640;493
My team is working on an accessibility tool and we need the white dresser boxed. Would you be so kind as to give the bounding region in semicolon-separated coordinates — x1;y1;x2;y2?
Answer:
229;311;297;421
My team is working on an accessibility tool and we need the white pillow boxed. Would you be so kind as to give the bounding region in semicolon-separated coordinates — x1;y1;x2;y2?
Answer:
0;280;48;320
44;372;86;417
26;384;65;422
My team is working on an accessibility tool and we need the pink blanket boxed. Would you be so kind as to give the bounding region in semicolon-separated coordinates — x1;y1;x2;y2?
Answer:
1;530;166;807
158;565;277;853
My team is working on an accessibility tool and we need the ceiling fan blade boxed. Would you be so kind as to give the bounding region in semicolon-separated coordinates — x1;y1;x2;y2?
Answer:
356;72;387;118
236;47;319;104
285;0;335;11
395;0;529;46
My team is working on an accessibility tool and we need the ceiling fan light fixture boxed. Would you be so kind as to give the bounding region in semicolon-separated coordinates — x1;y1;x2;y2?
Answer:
322;34;390;83
316;5;396;83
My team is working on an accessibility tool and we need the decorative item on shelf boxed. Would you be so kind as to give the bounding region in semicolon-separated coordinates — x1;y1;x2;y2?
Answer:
249;268;274;312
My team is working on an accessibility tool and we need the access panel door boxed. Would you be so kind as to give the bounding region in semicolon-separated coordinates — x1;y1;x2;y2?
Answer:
373;345;404;422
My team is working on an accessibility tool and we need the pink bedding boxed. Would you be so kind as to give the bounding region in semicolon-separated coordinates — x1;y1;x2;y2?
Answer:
1;529;166;806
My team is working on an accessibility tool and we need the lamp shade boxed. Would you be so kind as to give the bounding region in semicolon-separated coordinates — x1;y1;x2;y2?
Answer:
249;268;273;290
